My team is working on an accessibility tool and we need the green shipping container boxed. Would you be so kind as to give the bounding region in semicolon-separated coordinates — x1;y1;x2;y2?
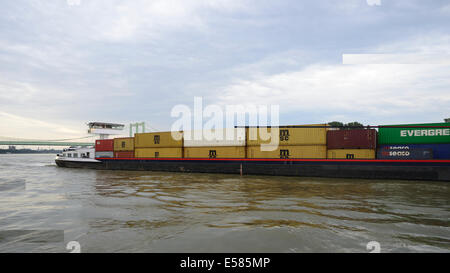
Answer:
378;122;450;144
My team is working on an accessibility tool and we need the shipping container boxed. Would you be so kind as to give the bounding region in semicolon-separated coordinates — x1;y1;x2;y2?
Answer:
95;151;114;158
135;147;182;158
246;124;328;146
184;146;245;158
327;129;377;149
95;139;114;151
327;149;375;159
135;131;183;148
184;128;246;147
134;131;183;148
377;144;450;159
247;145;327;159
378;122;450;144
114;137;134;151
114;151;135;158
377;146;432;160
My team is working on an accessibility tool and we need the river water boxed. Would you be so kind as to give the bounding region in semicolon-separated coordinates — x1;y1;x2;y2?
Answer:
0;154;449;253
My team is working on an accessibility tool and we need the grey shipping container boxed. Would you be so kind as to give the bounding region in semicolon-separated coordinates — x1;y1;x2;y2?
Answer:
95;151;114;158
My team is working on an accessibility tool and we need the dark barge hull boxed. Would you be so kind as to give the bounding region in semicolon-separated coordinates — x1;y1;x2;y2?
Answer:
55;158;450;182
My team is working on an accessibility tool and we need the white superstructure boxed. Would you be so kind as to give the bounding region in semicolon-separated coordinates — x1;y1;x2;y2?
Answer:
56;145;99;162
87;122;125;139
55;122;125;163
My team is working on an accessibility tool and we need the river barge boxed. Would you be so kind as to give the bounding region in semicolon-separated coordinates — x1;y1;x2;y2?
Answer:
55;122;450;181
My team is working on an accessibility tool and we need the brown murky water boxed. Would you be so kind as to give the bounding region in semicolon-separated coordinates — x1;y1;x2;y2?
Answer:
0;154;449;252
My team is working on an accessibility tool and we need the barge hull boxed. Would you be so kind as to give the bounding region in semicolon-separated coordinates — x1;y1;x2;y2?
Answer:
55;159;103;169
56;158;450;181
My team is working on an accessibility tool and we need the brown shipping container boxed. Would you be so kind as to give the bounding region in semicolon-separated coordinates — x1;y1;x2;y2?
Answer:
114;137;134;151
135;131;183;148
114;151;134;158
327;149;375;159
247;145;327;159
135;147;182;158
246;124;328;146
184;146;245;158
327;129;377;149
95;139;114;151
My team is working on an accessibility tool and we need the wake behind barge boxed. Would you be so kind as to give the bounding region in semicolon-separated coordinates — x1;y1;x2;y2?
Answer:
55;157;450;182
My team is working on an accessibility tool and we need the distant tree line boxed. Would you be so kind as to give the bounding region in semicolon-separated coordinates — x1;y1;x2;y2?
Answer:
0;147;62;154
327;121;364;129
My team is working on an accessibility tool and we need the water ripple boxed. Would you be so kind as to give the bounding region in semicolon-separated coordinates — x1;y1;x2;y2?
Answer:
0;154;449;252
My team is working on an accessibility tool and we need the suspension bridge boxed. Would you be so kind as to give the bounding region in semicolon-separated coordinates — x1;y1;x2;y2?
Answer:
0;122;152;147
0;135;95;147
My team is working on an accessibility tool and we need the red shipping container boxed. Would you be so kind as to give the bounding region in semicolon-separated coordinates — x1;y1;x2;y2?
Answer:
114;151;134;158
95;139;114;151
327;129;377;149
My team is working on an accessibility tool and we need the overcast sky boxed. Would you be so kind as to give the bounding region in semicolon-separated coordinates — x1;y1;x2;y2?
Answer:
0;0;449;139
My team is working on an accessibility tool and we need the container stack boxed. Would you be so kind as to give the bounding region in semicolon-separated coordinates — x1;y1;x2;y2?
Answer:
134;131;183;158
95;139;114;158
377;122;450;159
326;129;377;159
183;128;246;158
113;137;135;158
246;124;328;159
103;121;450;161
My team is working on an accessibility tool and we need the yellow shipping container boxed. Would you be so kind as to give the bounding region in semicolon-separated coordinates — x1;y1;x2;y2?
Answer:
247;145;327;159
184;146;245;158
327;149;375;159
135;147;183;158
246;124;328;146
135;131;183;148
114;137;134;151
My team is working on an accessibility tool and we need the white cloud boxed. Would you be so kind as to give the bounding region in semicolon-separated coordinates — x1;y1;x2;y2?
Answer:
372;34;450;54
0;79;76;104
0;80;37;103
215;33;450;124
0;111;85;139
217;62;450;122
440;4;450;15
88;0;251;42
